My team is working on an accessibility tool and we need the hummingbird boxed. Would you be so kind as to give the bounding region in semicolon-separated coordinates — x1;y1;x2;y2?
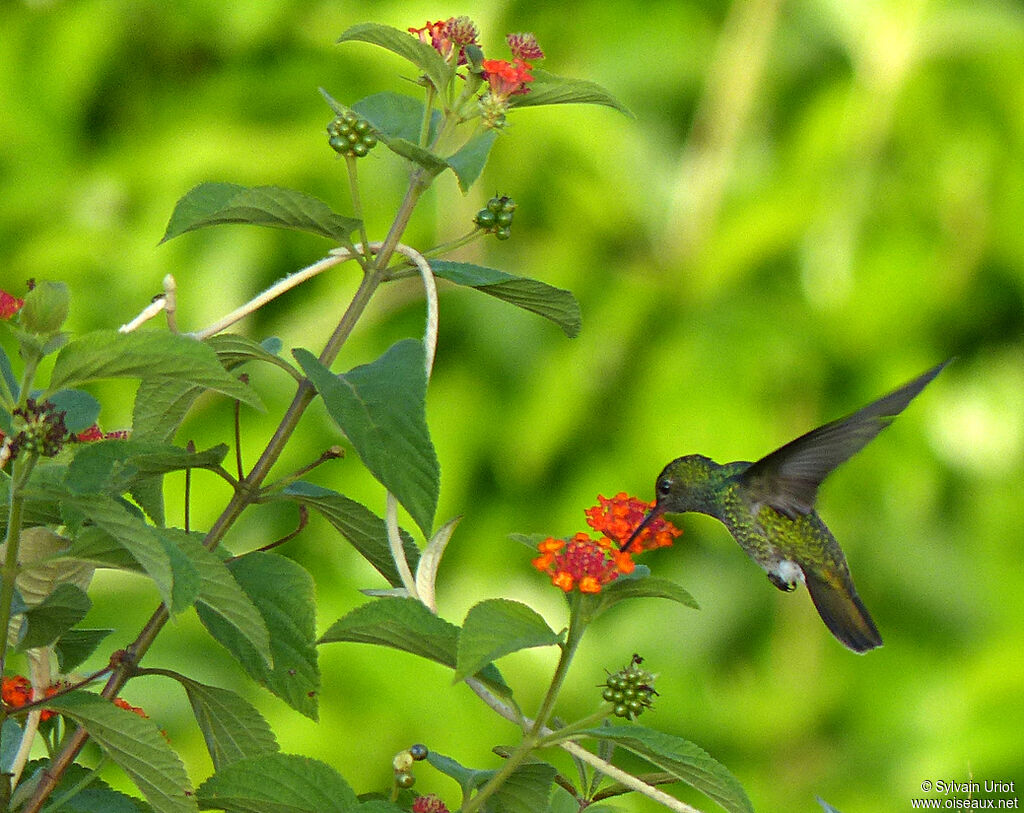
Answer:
624;361;949;653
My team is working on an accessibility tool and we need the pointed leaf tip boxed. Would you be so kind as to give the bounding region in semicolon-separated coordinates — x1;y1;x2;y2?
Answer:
294;340;439;537
161;183;361;244
454;598;561;683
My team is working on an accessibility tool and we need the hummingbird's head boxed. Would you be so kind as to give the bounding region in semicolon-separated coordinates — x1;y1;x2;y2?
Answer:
621;455;719;551
652;454;718;512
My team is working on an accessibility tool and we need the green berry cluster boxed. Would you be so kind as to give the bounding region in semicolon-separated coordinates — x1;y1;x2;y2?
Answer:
327;112;378;158
601;655;657;720
392;743;429;790
474;195;516;240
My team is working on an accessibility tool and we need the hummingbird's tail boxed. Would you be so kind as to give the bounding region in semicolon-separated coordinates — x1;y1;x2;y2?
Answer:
803;570;883;653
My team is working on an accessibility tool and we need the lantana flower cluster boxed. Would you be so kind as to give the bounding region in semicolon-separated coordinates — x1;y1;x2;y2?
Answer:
2;675;148;721
532;493;682;594
408;18;545;128
0;290;24;320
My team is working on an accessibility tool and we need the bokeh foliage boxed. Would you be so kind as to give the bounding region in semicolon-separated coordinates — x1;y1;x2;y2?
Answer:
2;1;1022;811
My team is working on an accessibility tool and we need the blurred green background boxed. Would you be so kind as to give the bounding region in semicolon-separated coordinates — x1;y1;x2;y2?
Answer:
2;0;1023;811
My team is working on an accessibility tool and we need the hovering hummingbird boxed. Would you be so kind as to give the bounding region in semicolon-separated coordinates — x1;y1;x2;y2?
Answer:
624;361;949;653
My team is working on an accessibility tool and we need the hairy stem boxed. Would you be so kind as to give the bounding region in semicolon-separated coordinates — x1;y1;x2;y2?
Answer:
21;153;432;808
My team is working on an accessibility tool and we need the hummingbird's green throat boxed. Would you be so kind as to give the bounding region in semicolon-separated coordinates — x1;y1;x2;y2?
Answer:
625;361;949;653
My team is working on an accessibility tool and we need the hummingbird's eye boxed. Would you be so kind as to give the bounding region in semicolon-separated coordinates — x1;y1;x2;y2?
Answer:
657;477;672;496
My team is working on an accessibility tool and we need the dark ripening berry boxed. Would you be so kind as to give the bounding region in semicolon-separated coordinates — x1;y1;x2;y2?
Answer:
409;743;428;761
396;772;416;789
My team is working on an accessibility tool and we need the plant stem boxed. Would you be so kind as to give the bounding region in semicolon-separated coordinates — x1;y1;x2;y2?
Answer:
20;158;433;810
529;595;586;738
463;601;589;813
536;707;614;748
0;453;38;679
345;154;371;262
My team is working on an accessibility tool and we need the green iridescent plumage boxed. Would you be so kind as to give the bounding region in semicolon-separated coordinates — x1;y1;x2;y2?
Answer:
626;361;949;653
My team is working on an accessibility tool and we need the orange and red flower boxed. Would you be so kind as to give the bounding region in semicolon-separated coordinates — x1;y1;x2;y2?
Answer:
113;696;148;718
532;532;635;594
0;291;24;320
480;58;535;101
506;32;544;62
532;493;681;594
412;795;450;813
585;492;681;553
75;425;130;442
408;17;479;66
2;675;63;721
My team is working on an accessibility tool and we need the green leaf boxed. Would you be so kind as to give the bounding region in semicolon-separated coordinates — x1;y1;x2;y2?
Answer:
351;91;440;144
55;627;113;672
592;574;700;618
319;597;509;696
447;129;498;192
197;753;358;813
172;675;279;771
423;752;555;813
49;330;262;410
64;440;228;497
131;376;205;444
487;761;558;813
161;183;361;244
169;531;272;667
206;333;300;380
62;495;176;611
278;481;420;587
337;23;454;95
162;532;203;614
294;340;439;537
429;261;582;338
18;583;91;651
328;91;448;175
510;69;632;116
13;762;152;813
0;344;18;403
378;136;449;176
196;553;320;720
579;726;754;813
45;691;197;813
47;388;101;432
1;718;22;774
454;599;562;683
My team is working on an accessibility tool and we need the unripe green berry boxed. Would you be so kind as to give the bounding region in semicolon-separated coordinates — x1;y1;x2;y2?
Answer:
396;772;415;789
496;211;514;227
495;226;512;240
474;210;497;228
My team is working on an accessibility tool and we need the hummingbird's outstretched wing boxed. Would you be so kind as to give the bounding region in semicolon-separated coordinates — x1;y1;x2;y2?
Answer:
740;360;950;517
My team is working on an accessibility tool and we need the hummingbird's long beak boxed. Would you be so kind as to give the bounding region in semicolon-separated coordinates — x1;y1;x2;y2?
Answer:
621;505;662;552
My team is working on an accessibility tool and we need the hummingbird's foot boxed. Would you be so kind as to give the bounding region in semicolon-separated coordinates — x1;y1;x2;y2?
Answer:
767;569;802;592
767;559;805;591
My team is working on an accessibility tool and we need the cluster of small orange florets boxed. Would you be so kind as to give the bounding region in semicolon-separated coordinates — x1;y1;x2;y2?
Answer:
2;675;147;721
532;493;682;594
